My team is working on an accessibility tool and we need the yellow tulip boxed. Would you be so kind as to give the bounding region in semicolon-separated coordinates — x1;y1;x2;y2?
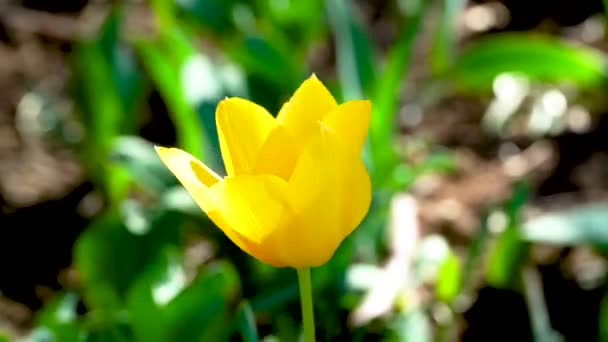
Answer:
155;74;371;268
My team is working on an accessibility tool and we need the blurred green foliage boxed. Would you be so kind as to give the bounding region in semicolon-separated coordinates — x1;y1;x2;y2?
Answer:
10;0;608;341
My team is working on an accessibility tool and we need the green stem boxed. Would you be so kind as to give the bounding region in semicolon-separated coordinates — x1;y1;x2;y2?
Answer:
297;268;316;342
150;0;175;32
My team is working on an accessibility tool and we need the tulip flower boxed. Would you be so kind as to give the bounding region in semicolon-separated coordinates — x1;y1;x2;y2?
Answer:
156;74;371;268
156;74;371;341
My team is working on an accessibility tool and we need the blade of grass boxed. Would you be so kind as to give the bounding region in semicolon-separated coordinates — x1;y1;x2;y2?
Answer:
324;0;377;173
325;0;375;101
461;209;491;290
522;267;562;342
234;301;260;342
600;284;608;341
71;6;142;202
134;39;206;160
150;0;175;31
603;0;608;29
486;183;530;288
430;0;466;73
369;0;432;187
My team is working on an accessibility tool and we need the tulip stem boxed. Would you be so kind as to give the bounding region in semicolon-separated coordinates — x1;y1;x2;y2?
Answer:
297;268;316;342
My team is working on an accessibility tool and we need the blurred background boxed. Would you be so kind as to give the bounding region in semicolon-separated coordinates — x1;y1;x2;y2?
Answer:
1;0;608;341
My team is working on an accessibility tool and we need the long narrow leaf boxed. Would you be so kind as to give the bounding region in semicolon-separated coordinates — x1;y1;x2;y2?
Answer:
325;0;375;101
134;39;207;160
369;0;432;186
445;33;608;92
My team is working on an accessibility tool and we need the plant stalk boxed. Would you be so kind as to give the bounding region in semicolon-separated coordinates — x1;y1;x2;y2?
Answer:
297;268;316;342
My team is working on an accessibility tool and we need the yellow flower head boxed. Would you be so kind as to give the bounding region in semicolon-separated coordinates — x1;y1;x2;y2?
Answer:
156;74;371;268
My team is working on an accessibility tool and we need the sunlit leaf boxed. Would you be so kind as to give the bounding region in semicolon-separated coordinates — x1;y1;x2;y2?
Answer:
134;35;207;162
74;209;182;313
160;186;201;217
436;252;461;303
486;229;526;289
414;235;451;284
521;205;608;249
32;292;81;342
389;308;433;342
110;136;176;194
260;0;325;50
127;249;241;342
445;33;608;92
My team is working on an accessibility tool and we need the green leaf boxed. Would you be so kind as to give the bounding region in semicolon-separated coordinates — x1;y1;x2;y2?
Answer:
436;252;461;303
74;212;134;312
389;308;432;342
74;209;182;313
72;8;141;151
127;250;241;342
125;248;181;342
249;284;298;312
134;35;206;161
325;0;375;101
167;260;241;341
486;230;525;289
261;0;325;39
600;287;608;342
414;235;452;284
109;136;176;194
324;0;376;184
176;0;238;35
486;185;530;289
160;186;202;218
71;6;145;203
430;0;466;73
521;267;562;342
461;209;491;291
234;301;260;342
32;292;81;342
136;26;233;171
521;205;608;249
369;0;432;187
445;33;608;92
149;0;176;31
97;7;145;119
226;35;300;93
82;326;132;342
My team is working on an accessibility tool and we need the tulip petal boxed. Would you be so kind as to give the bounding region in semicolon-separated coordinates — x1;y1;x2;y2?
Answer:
155;147;221;211
206;210;285;267
277;74;338;145
155;148;286;266
216;98;277;176
253;125;298;181
208;174;291;245
276;124;371;267
322;100;371;152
